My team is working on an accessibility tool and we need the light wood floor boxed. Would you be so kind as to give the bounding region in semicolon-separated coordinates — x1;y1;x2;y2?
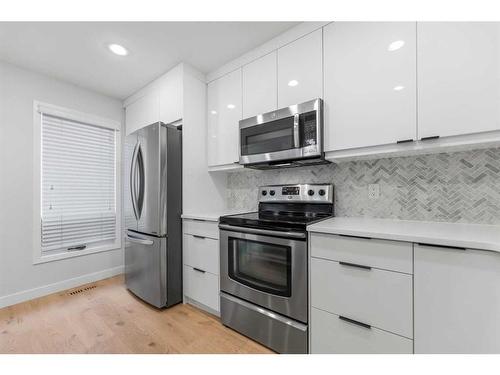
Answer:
0;275;273;354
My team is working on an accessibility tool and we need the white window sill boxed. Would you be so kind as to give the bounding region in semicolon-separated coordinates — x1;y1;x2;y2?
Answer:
33;243;122;265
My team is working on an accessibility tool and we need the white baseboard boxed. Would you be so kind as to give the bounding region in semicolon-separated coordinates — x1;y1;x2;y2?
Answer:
184;296;220;317
0;265;124;309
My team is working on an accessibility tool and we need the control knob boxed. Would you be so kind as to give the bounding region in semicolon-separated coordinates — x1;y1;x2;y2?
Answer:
262;190;267;196
270;190;276;196
318;189;326;196
308;189;315;196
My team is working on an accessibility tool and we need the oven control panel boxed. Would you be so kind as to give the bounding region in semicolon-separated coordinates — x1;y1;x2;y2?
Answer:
281;186;300;195
259;184;333;204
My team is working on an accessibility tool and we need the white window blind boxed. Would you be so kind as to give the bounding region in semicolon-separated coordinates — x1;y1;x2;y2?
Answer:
41;113;117;254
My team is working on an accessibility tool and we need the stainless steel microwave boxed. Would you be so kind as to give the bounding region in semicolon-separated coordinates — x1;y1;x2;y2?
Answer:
239;98;327;169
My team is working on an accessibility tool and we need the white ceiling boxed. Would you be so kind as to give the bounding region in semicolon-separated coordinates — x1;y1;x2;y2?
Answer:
0;22;299;99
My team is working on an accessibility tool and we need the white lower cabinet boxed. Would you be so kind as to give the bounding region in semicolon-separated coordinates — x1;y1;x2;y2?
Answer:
414;244;500;353
310;230;500;354
310;233;414;353
182;218;220;315
183;265;219;312
311;308;413;354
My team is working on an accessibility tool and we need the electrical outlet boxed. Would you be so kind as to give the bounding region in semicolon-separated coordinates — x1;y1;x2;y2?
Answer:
368;184;380;200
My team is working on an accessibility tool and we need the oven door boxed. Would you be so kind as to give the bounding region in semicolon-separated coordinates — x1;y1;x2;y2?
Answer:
220;226;308;323
239;98;322;166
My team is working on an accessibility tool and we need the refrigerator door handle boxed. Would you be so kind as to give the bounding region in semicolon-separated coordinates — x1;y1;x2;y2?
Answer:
130;142;140;221
135;143;145;220
126;234;154;246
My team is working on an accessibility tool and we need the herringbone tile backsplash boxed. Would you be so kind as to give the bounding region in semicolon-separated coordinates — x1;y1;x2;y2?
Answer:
227;147;500;224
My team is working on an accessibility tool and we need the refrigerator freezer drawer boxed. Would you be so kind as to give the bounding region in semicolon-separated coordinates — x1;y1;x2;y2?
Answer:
125;230;167;308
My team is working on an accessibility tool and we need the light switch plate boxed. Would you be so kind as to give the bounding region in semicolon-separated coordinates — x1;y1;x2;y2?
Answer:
368;184;380;200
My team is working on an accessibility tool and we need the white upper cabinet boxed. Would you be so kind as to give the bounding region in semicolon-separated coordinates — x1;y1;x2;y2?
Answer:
417;22;500;139
207;69;242;168
159;72;183;125
324;22;417;152
242;52;277;119
125;91;160;135
125;67;183;135
277;29;323;108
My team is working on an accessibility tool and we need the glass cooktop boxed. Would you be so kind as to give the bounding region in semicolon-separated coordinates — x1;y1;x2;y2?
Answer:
219;210;334;231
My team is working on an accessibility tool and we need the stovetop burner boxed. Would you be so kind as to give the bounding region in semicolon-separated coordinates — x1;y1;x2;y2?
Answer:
220;184;334;232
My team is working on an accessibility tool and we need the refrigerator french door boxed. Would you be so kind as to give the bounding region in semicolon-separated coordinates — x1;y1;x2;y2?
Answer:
124;122;182;308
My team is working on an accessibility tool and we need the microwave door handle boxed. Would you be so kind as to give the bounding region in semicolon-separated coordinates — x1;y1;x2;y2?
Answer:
293;113;300;148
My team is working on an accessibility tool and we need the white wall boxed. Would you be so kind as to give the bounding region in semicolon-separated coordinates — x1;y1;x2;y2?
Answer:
0;61;124;308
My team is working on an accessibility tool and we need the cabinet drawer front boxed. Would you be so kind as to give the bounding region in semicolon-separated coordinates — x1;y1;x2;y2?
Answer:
311;257;413;338
183;219;219;239
183;234;219;275
311;233;412;274
183;265;219;312
311;308;413;354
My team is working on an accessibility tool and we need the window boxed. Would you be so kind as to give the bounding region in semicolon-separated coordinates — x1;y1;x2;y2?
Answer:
34;102;121;262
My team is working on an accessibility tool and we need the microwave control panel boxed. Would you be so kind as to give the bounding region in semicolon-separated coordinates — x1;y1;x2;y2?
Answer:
300;111;317;147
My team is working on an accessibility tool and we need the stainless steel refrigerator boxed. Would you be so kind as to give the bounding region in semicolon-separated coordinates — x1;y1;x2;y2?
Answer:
124;122;182;308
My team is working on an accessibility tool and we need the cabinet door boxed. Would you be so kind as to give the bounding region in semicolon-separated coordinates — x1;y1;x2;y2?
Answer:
415;244;500;353
417;22;500;139
125;91;160;135
277;29;323;108
207;69;242;167
159;73;183;125
242;52;277;119
324;22;417;152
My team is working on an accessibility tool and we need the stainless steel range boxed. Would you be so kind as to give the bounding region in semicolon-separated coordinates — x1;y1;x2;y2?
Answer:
219;183;334;354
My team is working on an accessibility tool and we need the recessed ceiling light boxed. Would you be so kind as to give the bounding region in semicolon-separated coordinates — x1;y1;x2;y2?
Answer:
211;110;217;115
288;80;299;87
227;104;236;109
388;40;405;52
393;85;405;91
108;43;129;56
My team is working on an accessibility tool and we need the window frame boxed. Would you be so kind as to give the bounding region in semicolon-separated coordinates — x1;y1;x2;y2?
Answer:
33;101;122;264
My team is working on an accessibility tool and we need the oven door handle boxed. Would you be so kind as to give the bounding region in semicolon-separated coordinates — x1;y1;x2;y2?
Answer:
219;224;306;239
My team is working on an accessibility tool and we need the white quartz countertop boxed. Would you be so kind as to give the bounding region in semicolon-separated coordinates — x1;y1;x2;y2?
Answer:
307;217;500;252
181;211;247;222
